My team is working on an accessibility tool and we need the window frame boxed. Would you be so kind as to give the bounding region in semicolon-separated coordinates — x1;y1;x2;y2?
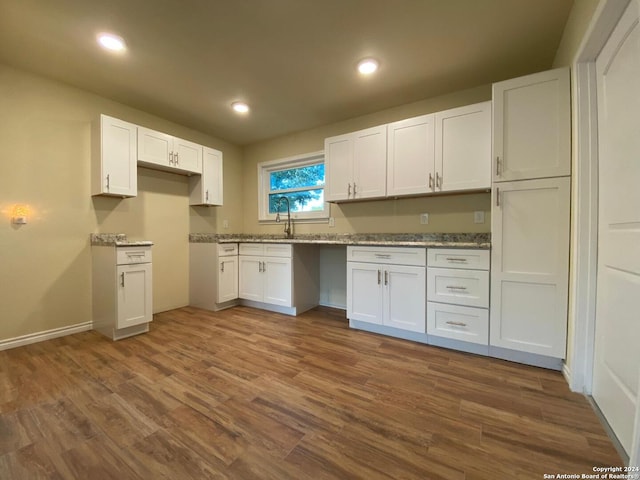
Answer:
257;150;329;223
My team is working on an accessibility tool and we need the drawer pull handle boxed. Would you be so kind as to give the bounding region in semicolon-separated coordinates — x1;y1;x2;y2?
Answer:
445;257;467;262
446;321;467;327
446;285;468;291
374;254;391;259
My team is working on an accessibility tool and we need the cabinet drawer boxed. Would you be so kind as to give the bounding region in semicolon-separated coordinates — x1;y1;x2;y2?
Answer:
217;243;238;256
427;267;489;308
239;243;264;256
239;243;292;257
116;246;152;265
427;302;488;345
347;246;426;266
427;248;489;270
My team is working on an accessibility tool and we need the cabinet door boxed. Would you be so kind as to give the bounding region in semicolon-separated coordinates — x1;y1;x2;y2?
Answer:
436;102;491;192
325;133;353;201
263;257;292;307
117;263;152;329
174;137;202;174
493;68;570;182
387;114;435;196
189;147;223;206
353;125;387;199
384;265;426;333
97;115;137;197
490;177;570;357
238;256;263;302
347;262;383;324
218;256;238;303
137;127;172;168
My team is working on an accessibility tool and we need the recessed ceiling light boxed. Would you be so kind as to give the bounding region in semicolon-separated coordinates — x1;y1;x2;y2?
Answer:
231;101;250;114
97;33;126;52
357;58;379;75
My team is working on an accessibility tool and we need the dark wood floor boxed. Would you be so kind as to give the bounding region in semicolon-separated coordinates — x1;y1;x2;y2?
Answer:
0;306;622;479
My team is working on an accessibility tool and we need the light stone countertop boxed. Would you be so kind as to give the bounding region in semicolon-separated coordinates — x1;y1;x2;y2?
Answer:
90;234;153;247
189;233;491;249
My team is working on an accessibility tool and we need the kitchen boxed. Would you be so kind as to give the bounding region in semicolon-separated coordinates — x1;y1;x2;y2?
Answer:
1;0;638;477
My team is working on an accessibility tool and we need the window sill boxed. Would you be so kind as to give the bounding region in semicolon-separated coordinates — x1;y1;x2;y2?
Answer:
258;217;329;225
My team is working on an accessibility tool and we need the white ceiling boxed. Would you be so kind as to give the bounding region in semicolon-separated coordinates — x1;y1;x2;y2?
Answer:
0;0;573;145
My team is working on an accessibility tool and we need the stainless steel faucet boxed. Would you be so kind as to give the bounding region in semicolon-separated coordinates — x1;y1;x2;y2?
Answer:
275;196;293;238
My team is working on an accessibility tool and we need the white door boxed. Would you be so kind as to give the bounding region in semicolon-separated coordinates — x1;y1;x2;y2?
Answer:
217;256;238;303
137;127;171;168
592;0;640;456
238;256;263;302
353;125;387;199
490;177;570;358
263;257;292;307
384;265;426;333
174;138;202;174
347;262;383;324
324;134;353;201
117;263;152;329
436;102;491;192
100;115;137;197
387;114;435;196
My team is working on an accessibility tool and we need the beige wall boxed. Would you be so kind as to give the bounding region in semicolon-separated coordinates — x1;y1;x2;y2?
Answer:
0;64;242;341
242;85;492;235
553;0;601;67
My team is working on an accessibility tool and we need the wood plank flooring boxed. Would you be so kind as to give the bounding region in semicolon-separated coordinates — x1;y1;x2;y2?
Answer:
0;306;622;479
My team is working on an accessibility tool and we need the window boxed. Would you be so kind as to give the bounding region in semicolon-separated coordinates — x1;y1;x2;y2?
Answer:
258;151;328;222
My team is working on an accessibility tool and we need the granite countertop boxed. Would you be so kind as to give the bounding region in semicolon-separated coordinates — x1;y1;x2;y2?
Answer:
189;233;491;249
90;234;153;247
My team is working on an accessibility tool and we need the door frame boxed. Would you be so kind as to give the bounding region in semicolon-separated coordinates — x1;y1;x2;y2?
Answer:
570;0;638;465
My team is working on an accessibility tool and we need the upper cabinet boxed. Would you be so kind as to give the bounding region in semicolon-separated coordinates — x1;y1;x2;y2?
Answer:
327;101;491;202
387;114;435;196
138;126;202;175
435;101;491;192
493;67;570;182
92;114;137;197
325;125;387;202
189;147;223;206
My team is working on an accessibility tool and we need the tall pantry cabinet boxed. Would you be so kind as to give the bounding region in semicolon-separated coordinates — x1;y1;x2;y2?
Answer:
490;68;571;363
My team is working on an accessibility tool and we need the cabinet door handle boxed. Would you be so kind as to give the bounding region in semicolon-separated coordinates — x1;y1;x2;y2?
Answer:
175;152;179;165
106;174;110;191
353;183;357;196
220;261;225;273
446;321;468;327
258;261;262;273
496;187;500;207
169;151;174;165
384;270;388;286
428;173;434;190
436;172;442;189
206;190;209;202
496;156;501;177
377;269;381;285
262;261;266;273
120;272;125;287
347;183;351;197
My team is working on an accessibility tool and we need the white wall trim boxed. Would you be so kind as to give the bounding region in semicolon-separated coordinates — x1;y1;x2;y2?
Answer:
0;322;93;351
562;362;573;387
568;0;630;395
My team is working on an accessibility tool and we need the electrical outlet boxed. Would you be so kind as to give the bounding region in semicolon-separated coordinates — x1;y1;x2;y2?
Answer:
420;213;429;225
223;219;229;229
474;211;485;224
328;217;335;227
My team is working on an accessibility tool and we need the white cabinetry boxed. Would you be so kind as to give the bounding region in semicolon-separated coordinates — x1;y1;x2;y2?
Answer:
427;249;490;346
189;147;223;206
138;126;202;175
435;101;491;192
325;125;387;202
190;243;238;311
92;114;137;197
493;68;570;182
347;246;426;333
92;244;153;340
490;177;570;358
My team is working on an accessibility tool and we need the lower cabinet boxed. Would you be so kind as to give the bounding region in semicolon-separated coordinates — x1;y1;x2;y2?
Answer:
347;246;426;333
239;254;292;307
190;242;239;311
117;263;153;330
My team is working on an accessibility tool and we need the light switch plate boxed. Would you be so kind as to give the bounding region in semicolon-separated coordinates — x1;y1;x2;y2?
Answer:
328;217;335;227
223;219;229;229
420;213;429;225
474;211;485;224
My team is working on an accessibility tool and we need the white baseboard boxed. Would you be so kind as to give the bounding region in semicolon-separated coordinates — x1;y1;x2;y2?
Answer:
562;362;572;387
0;321;93;351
